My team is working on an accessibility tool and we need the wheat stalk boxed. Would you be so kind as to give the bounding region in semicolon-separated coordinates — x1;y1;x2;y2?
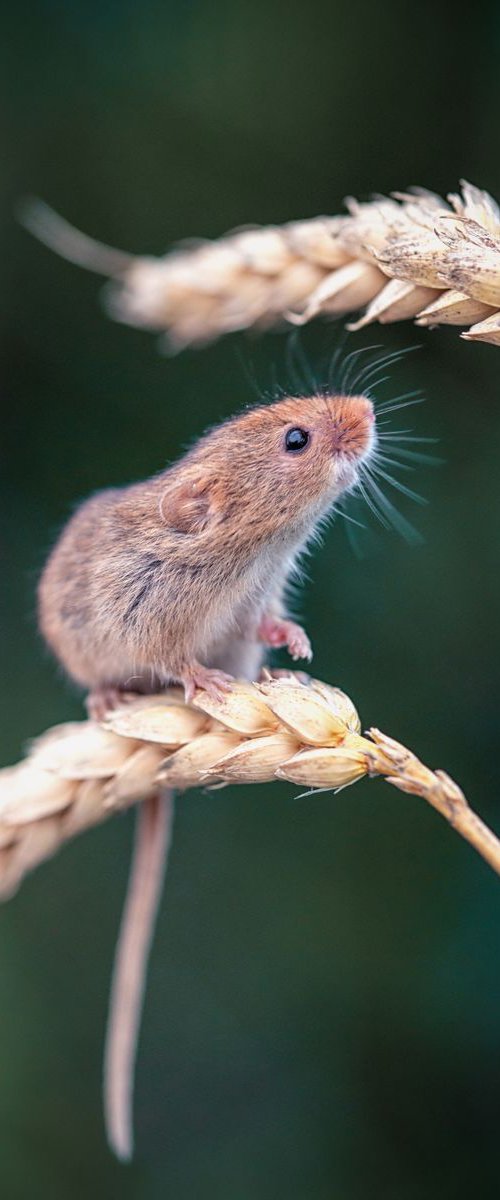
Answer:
22;181;500;351
1;671;499;898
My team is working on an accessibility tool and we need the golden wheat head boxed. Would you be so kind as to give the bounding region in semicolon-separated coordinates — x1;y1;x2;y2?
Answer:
21;181;500;351
1;672;499;898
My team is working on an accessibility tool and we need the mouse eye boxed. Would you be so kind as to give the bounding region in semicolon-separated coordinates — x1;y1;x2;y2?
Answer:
284;427;310;452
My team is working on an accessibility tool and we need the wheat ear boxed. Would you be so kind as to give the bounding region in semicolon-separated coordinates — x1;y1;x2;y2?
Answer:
21;181;500;351
1;672;499;897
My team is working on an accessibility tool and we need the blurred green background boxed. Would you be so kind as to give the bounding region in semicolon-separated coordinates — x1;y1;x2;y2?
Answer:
2;2;500;1197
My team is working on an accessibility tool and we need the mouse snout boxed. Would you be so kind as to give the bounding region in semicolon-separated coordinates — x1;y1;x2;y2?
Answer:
330;395;375;460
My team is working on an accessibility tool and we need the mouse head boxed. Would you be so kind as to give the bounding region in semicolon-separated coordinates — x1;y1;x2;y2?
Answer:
161;393;375;541
250;391;376;496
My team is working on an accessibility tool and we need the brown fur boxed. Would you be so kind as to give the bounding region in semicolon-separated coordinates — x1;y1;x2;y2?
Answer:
38;393;374;696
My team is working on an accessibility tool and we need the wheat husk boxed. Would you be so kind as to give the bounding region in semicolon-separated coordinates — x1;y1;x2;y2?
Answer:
1;672;499;897
22;181;500;350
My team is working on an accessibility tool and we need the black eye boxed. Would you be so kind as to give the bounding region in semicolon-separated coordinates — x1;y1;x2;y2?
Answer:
284;427;310;452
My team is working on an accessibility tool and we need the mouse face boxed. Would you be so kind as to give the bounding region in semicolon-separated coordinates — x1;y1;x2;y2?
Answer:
160;393;376;546
270;393;375;496
215;393;375;518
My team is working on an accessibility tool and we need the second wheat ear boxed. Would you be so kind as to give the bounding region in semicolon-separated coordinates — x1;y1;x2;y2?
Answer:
20;179;500;349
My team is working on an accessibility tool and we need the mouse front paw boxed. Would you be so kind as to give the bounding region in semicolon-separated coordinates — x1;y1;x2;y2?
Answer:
181;663;235;704
257;616;313;663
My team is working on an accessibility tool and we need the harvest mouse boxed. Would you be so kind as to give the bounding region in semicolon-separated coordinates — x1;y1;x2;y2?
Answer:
38;390;376;1158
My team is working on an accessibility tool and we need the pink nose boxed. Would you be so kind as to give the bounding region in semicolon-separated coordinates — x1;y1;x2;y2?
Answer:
355;396;375;420
330;395;375;457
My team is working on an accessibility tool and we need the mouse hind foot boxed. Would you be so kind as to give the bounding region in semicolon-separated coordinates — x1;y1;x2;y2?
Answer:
180;663;234;704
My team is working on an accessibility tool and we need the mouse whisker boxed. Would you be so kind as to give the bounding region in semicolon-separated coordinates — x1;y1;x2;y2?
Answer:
335;343;382;394
374;399;426;420
375;393;424;416
371;451;415;473
365;374;392;393
349;345;420;395
377;443;442;466
377;430;437;441
375;388;423;408
285;330;318;396
358;467;423;542
378;434;436;444
355;475;392;530
365;461;427;505
331;503;367;529
324;325;353;391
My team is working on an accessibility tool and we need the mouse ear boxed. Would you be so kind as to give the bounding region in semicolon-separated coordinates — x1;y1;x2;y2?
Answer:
160;475;214;534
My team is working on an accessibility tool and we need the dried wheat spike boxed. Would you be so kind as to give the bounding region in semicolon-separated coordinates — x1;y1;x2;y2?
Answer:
21;181;500;350
1;672;499;897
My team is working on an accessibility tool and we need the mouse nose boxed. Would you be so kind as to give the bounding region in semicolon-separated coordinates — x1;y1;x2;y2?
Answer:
330;395;375;457
352;395;374;420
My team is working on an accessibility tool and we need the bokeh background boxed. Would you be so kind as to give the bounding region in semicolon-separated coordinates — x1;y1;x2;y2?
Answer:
2;2;500;1197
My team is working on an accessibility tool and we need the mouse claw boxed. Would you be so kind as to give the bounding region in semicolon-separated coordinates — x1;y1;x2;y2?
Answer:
181;664;235;704
257;616;313;664
260;667;312;685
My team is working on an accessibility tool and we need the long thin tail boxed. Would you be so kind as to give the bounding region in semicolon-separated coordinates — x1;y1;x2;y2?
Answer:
103;790;175;1161
18;197;133;276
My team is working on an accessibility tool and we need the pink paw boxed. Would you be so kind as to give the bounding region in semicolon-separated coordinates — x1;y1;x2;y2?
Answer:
181;664;235;704
257;617;313;663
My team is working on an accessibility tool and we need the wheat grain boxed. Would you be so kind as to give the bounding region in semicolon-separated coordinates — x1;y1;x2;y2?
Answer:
21;182;500;350
0;672;498;897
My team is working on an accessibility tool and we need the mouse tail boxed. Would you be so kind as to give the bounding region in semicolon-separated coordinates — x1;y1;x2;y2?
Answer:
103;789;175;1162
17;197;133;277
